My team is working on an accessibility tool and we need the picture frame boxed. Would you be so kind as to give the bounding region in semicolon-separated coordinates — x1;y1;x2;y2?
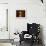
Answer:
16;10;25;17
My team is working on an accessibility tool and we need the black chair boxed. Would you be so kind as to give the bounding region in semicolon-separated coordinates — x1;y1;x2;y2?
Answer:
19;23;40;45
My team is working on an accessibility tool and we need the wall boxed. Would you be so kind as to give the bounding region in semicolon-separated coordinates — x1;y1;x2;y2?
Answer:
0;0;13;46
9;0;45;42
0;0;46;46
43;1;46;46
8;0;46;46
0;3;9;39
0;0;8;3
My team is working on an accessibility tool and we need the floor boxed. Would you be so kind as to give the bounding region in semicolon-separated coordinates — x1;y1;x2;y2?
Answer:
0;39;43;46
0;43;13;46
19;41;43;46
0;41;43;46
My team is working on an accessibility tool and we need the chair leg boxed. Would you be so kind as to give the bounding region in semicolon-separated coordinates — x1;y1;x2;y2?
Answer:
20;41;21;45
30;39;34;46
30;41;34;46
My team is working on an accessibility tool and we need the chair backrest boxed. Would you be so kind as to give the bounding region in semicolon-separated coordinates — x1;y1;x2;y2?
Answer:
27;23;40;35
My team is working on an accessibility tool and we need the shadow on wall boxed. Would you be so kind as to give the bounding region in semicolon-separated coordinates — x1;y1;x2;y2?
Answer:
40;25;45;46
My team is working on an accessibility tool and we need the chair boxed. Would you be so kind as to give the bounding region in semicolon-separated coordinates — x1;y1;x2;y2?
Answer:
19;23;40;46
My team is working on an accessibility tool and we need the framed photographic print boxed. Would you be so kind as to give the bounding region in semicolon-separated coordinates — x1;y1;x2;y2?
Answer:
16;10;25;17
